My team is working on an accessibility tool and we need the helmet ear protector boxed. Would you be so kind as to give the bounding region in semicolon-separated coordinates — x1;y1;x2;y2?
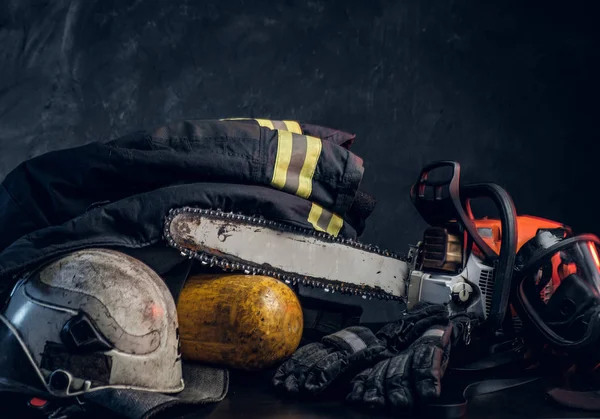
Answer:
513;232;600;355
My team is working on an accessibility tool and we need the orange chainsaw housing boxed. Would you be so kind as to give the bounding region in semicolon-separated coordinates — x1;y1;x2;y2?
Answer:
470;215;571;320
472;215;571;257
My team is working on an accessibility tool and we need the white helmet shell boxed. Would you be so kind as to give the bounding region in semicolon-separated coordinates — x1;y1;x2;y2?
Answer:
0;248;184;397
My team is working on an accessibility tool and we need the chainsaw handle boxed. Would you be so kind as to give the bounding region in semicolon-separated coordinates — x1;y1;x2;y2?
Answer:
461;183;518;333
410;161;497;261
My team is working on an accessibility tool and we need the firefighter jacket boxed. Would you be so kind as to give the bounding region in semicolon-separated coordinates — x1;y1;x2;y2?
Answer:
0;118;370;293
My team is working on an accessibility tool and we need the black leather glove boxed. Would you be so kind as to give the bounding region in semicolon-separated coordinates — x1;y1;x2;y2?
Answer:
272;326;391;396
346;312;475;413
272;302;451;397
376;302;450;351
346;322;453;412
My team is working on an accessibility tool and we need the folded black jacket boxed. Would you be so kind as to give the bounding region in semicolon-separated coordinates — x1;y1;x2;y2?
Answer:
0;118;368;292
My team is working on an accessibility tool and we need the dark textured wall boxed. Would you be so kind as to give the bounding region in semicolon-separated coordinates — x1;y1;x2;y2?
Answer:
0;0;598;253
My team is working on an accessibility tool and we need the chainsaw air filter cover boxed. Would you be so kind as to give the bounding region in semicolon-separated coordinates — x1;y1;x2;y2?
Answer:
420;227;463;273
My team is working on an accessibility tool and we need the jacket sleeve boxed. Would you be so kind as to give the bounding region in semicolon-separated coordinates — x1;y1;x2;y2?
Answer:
134;119;364;216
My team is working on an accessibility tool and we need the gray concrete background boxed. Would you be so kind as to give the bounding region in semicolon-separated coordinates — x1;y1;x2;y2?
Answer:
1;0;598;253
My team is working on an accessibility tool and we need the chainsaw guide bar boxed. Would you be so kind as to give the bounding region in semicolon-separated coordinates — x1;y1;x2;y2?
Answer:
163;207;410;301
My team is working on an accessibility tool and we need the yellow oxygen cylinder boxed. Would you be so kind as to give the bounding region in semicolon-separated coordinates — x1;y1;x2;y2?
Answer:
176;273;304;371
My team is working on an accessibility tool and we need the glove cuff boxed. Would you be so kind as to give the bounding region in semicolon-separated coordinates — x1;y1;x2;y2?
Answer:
413;323;453;346
322;326;381;354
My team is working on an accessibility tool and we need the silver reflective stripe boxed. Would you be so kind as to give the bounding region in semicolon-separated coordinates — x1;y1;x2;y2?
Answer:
331;329;368;352
422;328;445;338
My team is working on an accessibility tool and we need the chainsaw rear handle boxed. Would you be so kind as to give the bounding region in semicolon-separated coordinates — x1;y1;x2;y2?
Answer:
410;161;498;261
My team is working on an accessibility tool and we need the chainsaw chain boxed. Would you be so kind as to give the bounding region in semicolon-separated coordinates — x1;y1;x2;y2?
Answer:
163;207;408;301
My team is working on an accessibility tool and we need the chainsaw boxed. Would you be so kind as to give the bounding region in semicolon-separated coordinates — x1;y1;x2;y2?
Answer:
163;161;569;337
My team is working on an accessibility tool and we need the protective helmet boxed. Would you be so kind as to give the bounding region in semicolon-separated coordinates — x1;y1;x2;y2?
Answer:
0;248;184;398
512;228;600;358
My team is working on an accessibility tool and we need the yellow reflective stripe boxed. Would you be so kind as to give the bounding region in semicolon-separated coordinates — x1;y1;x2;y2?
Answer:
220;118;302;134
254;119;275;130
327;213;344;237
222;118;317;198
271;130;293;190
308;203;326;232
308;203;344;237
296;135;322;199
271;132;321;199
283;120;302;134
